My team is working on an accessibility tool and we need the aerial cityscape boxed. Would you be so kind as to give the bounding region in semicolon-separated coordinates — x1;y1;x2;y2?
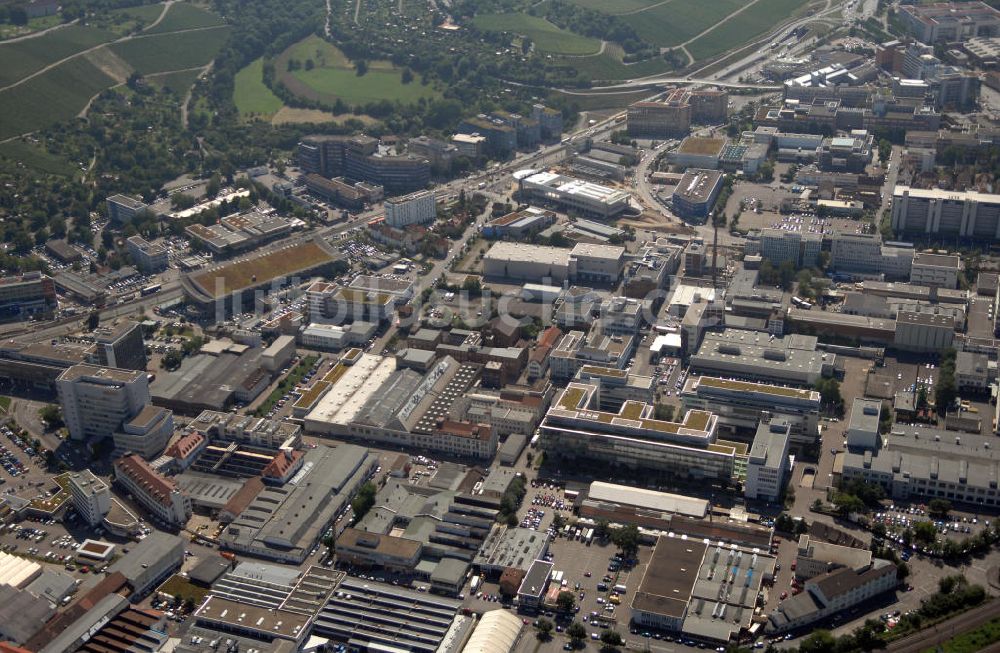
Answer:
1;0;1000;653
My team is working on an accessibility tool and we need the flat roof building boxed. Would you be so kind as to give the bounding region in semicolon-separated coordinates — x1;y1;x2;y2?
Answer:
518;171;632;219
672;169;724;221
689;330;836;386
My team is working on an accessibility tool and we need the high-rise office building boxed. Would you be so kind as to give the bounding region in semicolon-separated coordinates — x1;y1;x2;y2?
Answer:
57;365;150;442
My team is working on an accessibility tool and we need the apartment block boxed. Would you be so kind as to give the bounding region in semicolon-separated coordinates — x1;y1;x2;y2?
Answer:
760;229;822;268
384;189;436;227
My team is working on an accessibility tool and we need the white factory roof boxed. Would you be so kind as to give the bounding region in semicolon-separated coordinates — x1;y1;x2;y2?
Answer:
461;609;523;653
588;481;709;518
650;333;682;353
305;353;395;425
523;171;630;204
0;551;42;588
669;285;716;307
484;242;571;267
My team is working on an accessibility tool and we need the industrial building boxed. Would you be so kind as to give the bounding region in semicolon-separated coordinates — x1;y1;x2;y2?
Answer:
517;171;632;219
107;531;184;599
482;207;557;239
910;252;964;288
113;454;191;527
759;229;822;268
840;425;1000;506
578;482;710;528
627;88;729;138
219;444;375;563
672;169;724;220
631;535;776;644
891;186;1000;240
794;534;872;581
689;331;837;386
296;134;430;193
313;578;467;653
482;241;625;285
539;382;748;483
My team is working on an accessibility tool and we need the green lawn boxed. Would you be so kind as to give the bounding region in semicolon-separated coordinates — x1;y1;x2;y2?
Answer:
233;57;284;118
0;396;10;414
0;140;77;176
472;13;601;55
277;35;440;106
922;617;1000;653
0;56;115;140
687;0;811;60
0;24;115;88
110;25;230;74
620;0;742;48
147;67;202;95
104;3;168;33
144;2;224;34
555;50;674;81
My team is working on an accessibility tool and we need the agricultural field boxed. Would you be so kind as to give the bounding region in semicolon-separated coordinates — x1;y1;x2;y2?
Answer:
620;0;742;49
686;0;811;60
144;2;224;34
0;140;78;177
109;25;230;75
147;67;203;95
565;0;660;14
275;35;440;107
472;13;601;55
0;24;115;87
233;57;284;119
0;56;115;140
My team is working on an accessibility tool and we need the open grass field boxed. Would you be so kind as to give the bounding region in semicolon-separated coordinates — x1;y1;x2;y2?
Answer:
550;88;650;111
472;13;601;55
104;3;167;33
0;24;115;87
556;47;674;81
0;140;78;176
233;57;284;118
620;0;742;48
147;67;203;95
0;56;115;140
144;2;224;34
109;25;230;74
275;35;440;107
686;0;811;60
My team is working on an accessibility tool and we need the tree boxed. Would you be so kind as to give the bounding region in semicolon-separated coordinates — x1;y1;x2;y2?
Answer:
356;59;368;76
600;631;624;650
162;349;183;370
39;405;63;429
86;310;100;331
797;629;836;653
832;492;865;517
566;622;587;645
401;67;414;84
206;173;222;199
611;524;640;558
814;378;844;413
535;618;553;640
913;521;936;545
878;139;892;164
934;374;957;415
351;481;377;521
557;590;576;613
928;498;951;518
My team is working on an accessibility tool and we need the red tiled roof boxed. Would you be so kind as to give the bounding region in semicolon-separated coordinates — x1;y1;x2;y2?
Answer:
165;431;204;460
113;454;176;508
434;419;492;442
537;326;562;349
221;476;264;518
262;450;303;480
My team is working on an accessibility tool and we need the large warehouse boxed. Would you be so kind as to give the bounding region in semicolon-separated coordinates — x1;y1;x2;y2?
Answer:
482;242;625;284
